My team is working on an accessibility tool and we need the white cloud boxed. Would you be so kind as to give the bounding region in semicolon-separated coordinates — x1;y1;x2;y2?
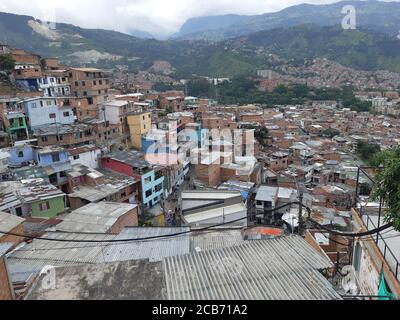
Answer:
0;0;395;38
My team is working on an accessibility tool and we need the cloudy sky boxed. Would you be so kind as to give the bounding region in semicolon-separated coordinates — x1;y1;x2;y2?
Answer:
0;0;388;38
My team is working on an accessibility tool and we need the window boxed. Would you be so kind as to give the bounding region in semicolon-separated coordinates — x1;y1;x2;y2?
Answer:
63;111;70;117
39;202;50;211
17;151;24;158
145;190;152;197
46;100;52;106
144;176;152;183
41;136;48;142
75;81;79;86
49;113;56;119
82;81;86;86
40;101;43;107
60;171;66;177
93;80;97;85
99;80;102;85
51;153;60;162
73;155;80;160
31;103;37;108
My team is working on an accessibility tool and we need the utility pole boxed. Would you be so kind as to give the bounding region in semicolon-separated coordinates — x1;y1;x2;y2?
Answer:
298;193;303;236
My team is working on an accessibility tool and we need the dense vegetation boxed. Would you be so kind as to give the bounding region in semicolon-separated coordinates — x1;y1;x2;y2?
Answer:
185;77;372;109
0;54;14;72
321;128;341;138
244;24;400;73
356;141;381;164
370;147;400;231
240;124;269;147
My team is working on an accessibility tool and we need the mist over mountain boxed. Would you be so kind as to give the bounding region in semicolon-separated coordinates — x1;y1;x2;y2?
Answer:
173;1;400;40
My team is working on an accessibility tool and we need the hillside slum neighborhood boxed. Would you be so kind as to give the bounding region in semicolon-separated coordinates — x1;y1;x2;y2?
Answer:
0;44;399;300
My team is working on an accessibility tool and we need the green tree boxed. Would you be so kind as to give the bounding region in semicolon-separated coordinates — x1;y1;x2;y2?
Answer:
187;78;212;97
322;128;340;138
371;147;400;231
356;141;381;164
241;124;269;147
0;54;15;72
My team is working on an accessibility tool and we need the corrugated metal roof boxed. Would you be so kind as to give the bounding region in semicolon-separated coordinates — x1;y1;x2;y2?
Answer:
163;235;341;300
182;190;241;200
100;227;190;263
0;242;13;256
7;233;116;271
191;229;246;252
255;185;278;202
0;211;25;233
54;202;138;233
183;203;247;225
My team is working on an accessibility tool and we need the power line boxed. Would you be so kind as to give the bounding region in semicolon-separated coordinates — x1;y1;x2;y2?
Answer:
1;201;395;254
0;201;296;244
307;217;392;237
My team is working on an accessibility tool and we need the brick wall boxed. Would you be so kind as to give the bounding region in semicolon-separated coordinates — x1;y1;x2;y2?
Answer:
195;164;221;187
0;256;14;300
109;208;139;234
0;224;24;246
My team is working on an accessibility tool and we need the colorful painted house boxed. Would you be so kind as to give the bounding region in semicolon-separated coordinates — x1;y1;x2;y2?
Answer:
0;180;66;219
5;112;29;142
101;150;164;208
34;146;72;192
127;112;151;150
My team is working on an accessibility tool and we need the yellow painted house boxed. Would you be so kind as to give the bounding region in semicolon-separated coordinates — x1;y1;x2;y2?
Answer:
127;112;152;149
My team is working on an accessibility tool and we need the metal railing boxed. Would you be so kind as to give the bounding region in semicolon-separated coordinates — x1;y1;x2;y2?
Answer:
341;294;396;300
355;166;400;283
361;212;400;282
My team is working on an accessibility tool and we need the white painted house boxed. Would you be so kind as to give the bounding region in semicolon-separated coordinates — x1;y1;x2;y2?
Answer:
23;97;75;129
38;72;71;97
68;145;102;169
101;100;134;124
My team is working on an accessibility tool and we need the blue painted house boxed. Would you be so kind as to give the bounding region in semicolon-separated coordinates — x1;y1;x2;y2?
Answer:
33;147;71;192
101;150;164;208
7;145;34;167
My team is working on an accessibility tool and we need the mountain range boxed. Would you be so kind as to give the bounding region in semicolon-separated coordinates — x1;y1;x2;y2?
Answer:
0;0;399;78
173;1;400;40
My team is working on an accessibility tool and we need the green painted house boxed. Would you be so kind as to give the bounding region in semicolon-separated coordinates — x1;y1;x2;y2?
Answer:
0;180;66;219
30;195;66;219
5;112;29;141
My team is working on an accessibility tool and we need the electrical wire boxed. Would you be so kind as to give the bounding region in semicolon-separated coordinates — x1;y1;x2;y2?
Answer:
0;201;296;244
1;201;396;257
